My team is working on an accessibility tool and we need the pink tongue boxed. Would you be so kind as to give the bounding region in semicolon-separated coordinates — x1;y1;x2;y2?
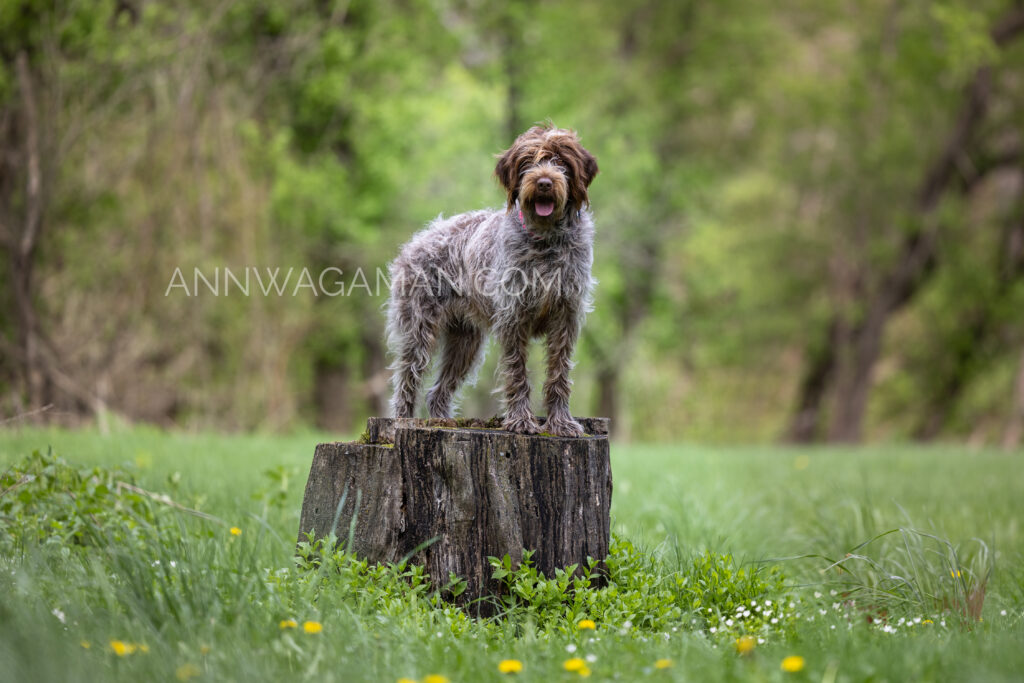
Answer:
535;201;554;217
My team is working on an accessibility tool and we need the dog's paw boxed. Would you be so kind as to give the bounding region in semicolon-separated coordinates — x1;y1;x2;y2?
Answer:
543;416;585;438
503;413;542;434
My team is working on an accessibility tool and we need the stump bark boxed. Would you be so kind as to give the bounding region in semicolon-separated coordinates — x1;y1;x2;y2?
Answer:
297;417;612;611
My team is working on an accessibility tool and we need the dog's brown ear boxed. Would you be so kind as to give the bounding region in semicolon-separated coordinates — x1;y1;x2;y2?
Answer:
494;144;520;208
580;147;599;188
559;138;599;207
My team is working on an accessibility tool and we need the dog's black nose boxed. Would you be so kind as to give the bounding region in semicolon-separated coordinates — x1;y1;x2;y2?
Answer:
537;178;552;192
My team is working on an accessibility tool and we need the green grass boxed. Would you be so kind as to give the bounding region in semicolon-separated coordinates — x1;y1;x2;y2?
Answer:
1;426;1023;682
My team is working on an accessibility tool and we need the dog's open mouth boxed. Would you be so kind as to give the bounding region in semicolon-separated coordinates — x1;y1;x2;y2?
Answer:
534;200;555;217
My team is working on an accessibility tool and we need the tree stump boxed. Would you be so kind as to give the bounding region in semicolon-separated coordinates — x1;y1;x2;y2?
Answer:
297;417;612;612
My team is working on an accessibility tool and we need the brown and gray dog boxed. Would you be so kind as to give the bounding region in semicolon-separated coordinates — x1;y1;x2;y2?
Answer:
385;124;598;436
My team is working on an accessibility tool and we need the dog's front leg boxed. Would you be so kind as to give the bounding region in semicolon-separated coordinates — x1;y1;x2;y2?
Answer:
498;324;541;434
542;310;584;437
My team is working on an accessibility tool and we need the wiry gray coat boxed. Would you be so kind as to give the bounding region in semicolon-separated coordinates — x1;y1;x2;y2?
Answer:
385;125;598;436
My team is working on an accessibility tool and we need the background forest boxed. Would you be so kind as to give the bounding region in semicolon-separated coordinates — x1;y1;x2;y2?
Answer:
3;0;1024;444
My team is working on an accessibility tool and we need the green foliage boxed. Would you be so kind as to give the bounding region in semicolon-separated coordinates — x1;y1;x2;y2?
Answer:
811;527;994;627
489;541;796;638
677;551;792;632
0;449;157;549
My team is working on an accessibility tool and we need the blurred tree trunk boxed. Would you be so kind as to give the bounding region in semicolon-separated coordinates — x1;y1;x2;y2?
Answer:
1;45;113;422
594;365;618;428
789;8;1024;442
915;199;1024;439
314;359;353;432
1003;347;1024;450
360;328;387;417
490;2;532;144
1;52;49;411
787;320;839;442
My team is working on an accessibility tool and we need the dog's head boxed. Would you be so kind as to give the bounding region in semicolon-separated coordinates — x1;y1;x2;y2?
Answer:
495;123;599;224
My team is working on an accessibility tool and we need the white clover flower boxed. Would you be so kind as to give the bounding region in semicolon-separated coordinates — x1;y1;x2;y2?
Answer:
51;608;66;624
771;618;778;624
819;609;827;616
751;600;757;607
830;590;838;596
757;637;765;644
1000;610;1007;616
743;611;751;618
586;654;597;663
566;644;577;653
725;619;734;627
710;627;717;634
766;600;772;606
814;591;822;599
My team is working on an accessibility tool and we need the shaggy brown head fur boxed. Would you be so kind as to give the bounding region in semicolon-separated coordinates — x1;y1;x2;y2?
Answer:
494;124;599;222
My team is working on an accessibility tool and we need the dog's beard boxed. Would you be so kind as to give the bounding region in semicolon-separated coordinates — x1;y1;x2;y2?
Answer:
520;171;568;222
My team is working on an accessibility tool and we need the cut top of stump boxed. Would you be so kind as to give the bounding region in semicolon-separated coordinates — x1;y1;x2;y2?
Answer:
361;416;610;445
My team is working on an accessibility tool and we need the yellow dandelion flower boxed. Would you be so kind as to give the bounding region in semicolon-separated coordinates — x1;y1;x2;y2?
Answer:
922;619;934;625
396;678;417;683
279;619;298;629
200;644;211;654
303;620;323;634
80;640;91;649
564;657;587;672
654;658;674;669
176;663;201;681
735;635;756;655
577;665;592;678
137;643;150;653
423;676;450;683
781;655;805;673
577;619;596;630
230;527;242;536
498;659;524;673
109;640;136;656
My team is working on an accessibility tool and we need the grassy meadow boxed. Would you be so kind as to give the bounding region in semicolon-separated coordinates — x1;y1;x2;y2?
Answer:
2;427;1023;682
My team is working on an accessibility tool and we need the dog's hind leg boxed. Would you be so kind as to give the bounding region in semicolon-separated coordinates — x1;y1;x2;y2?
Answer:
388;298;441;418
426;317;484;418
